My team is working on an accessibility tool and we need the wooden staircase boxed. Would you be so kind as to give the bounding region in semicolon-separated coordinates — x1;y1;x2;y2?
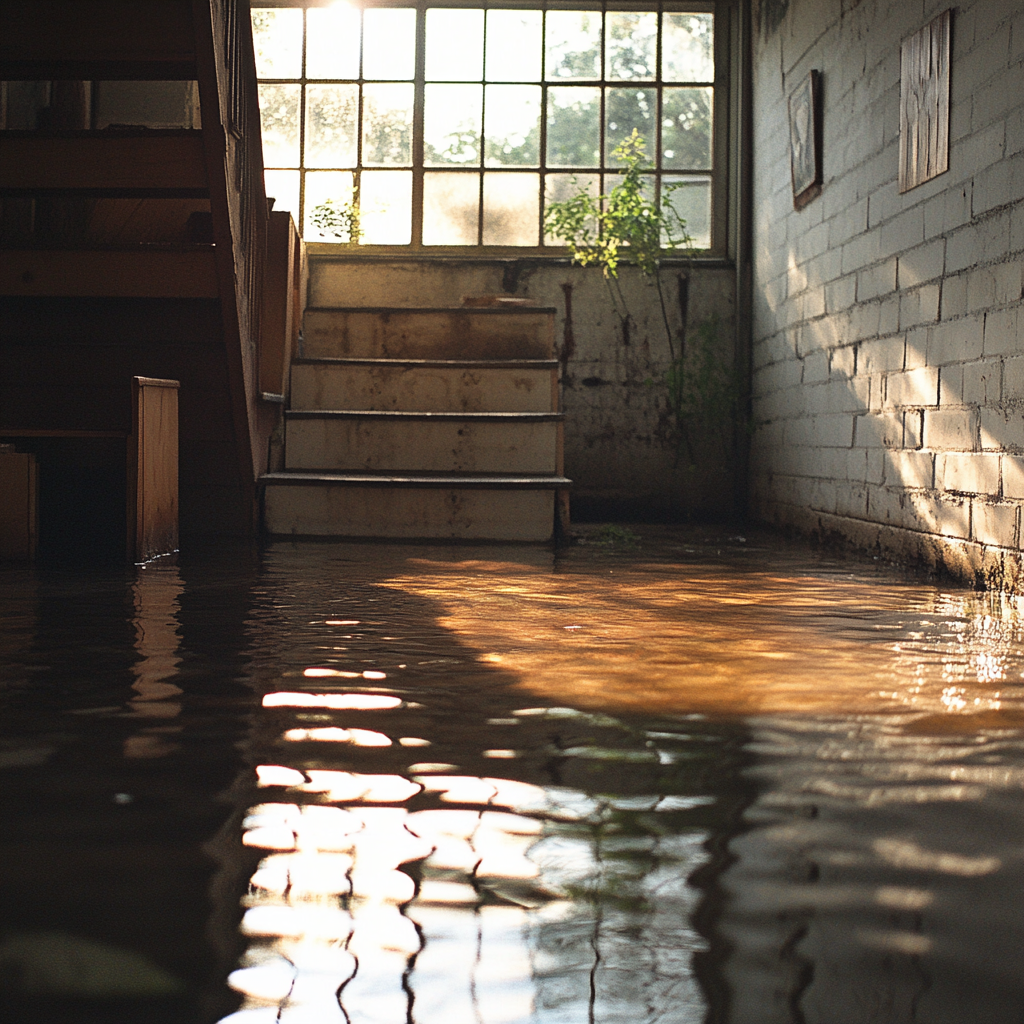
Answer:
262;305;571;542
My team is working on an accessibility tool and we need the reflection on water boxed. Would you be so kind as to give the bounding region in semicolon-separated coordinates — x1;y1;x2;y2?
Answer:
1;527;1023;1023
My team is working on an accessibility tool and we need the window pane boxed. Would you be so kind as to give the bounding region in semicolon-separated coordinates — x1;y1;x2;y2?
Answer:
662;87;713;170
264;170;300;219
546;86;600;167
306;5;360;80
423;172;479;245
424;84;482;166
305;84;358;168
364;9;416;81
663;13;714;82
425;9;484;81
544;172;599;245
251;8;302;80
663;175;711;249
304;171;355;243
258;83;301;167
606;12;657;81
483;173;539;245
602;172;654;202
485;10;541;82
363;84;414;166
605;88;656;164
545;11;601;81
360;171;412;244
484;85;540;167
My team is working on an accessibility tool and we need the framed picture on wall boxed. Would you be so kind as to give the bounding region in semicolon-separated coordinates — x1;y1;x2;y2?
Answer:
789;70;822;209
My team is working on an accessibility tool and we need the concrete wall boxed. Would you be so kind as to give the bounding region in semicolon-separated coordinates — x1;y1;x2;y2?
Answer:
308;257;738;520
751;0;1024;588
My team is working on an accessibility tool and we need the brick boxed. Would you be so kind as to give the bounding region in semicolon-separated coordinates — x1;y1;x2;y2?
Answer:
830;344;856;379
858;336;905;375
1003;355;1024;403
879;294;900;336
926;316;984;366
899;284;940;329
886;366;939;407
799;314;845;354
897;239;945;289
972;501;1018;548
979;406;1024;450
939;364;964;406
984;307;1019;356
858;259;897;301
854;411;903;449
925;408;978;451
940;273;968;320
825;274;857;313
803;349;829;384
865;447;886;484
851;301;881;342
937;452;999;494
905;408;924;449
1002;455;1024;498
885;449;935;489
835;481;869;518
963;359;1001;408
955;121;1005;182
905;326;928;369
879;207;925;258
946;210;1012;273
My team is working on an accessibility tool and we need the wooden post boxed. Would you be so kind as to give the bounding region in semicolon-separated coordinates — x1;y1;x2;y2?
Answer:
128;377;179;562
0;448;38;560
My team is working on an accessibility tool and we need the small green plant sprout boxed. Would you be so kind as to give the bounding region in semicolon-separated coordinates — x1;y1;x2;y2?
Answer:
310;195;361;244
543;129;692;360
595;524;642;548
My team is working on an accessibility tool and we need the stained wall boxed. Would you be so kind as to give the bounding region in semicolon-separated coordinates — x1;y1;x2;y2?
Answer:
751;0;1024;587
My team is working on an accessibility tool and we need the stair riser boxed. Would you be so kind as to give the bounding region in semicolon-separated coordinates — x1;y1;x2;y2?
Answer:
304;310;555;360
291;363;558;413
286;418;559;474
264;484;556;542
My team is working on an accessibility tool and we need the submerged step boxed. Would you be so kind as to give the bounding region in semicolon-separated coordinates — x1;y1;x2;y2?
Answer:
303;307;556;361
262;473;570;542
290;358;559;413
284;411;563;475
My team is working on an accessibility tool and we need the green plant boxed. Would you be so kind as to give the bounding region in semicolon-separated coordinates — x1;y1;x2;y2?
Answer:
544;130;690;359
310;195;361;244
544;130;739;463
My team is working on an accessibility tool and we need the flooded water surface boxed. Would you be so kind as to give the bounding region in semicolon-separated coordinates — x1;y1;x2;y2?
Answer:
1;526;1023;1023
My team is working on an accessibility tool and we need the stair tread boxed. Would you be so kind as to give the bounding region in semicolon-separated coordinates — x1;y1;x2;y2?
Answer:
262;472;571;488
286;409;563;421
305;305;557;315
293;357;558;369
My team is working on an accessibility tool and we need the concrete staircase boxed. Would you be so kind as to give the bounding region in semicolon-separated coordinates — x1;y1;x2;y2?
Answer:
262;306;570;542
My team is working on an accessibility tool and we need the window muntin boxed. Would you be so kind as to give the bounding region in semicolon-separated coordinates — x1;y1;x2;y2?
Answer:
252;3;717;251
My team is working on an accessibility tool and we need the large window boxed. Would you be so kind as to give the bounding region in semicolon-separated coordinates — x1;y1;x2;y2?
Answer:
252;2;720;252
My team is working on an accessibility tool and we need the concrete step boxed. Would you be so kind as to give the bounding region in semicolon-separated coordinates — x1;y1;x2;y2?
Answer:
290;358;559;413
284;410;562;475
262;473;570;542
302;307;556;360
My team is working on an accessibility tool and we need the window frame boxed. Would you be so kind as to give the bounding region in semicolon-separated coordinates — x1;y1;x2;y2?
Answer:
252;0;729;258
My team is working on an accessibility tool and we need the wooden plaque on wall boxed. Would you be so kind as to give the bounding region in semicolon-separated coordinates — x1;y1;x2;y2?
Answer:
789;70;822;209
899;9;951;193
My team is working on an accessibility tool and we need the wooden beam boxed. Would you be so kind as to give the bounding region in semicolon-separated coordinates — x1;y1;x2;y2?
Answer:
0;132;208;197
0;249;219;298
0;0;196;79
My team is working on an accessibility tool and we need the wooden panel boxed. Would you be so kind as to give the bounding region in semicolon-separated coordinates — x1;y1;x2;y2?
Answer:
264;482;556;542
899;10;951;193
0;250;219;298
0;0;196;79
129;377;179;561
0;132;208;196
259;211;300;395
303;308;556;360
290;361;557;413
0;452;38;560
285;414;561;475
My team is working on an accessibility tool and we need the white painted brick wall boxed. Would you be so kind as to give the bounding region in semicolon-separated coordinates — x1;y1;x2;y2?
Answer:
752;0;1024;563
